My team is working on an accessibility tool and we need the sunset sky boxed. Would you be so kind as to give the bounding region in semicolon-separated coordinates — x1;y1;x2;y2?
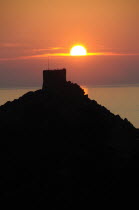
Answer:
0;0;139;87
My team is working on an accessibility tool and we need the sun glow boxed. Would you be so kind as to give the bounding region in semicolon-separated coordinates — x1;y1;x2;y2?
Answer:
70;45;87;56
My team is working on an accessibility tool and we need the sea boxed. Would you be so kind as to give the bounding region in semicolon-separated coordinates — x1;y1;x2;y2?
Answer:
0;85;139;128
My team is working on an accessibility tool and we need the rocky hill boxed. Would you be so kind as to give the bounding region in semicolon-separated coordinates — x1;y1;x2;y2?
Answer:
0;81;139;207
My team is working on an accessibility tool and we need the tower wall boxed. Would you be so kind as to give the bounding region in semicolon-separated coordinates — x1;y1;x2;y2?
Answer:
42;69;66;89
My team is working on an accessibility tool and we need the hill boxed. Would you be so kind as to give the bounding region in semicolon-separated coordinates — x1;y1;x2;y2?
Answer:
0;81;139;207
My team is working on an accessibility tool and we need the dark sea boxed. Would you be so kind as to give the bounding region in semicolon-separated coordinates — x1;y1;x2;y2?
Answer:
0;85;139;128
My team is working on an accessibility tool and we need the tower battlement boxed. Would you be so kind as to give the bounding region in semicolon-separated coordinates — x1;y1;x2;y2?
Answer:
42;69;66;89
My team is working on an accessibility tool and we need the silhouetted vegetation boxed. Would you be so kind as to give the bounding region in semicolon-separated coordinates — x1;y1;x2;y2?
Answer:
0;81;139;207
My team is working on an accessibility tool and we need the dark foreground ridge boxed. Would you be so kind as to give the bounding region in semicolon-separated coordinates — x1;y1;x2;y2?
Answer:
0;80;139;207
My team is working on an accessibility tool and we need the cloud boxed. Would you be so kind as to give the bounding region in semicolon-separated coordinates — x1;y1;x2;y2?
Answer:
0;52;139;62
32;47;66;52
87;52;139;56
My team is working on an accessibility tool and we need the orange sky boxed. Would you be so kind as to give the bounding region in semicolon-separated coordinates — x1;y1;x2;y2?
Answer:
0;0;139;87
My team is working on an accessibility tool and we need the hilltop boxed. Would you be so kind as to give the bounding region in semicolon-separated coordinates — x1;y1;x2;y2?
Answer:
0;81;139;207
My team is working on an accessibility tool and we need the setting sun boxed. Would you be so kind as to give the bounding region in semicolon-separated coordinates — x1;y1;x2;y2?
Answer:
70;45;87;56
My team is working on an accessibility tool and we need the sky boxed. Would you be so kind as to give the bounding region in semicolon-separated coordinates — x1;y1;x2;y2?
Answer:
0;0;139;87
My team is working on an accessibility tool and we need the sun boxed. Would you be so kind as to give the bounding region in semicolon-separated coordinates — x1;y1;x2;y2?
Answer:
70;45;87;56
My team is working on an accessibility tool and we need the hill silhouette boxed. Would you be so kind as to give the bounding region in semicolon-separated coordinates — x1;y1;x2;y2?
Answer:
0;81;139;207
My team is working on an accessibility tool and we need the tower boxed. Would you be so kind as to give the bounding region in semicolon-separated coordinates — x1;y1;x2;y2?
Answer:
42;69;66;89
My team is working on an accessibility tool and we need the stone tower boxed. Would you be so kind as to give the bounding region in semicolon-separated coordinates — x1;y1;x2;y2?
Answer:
42;69;66;89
